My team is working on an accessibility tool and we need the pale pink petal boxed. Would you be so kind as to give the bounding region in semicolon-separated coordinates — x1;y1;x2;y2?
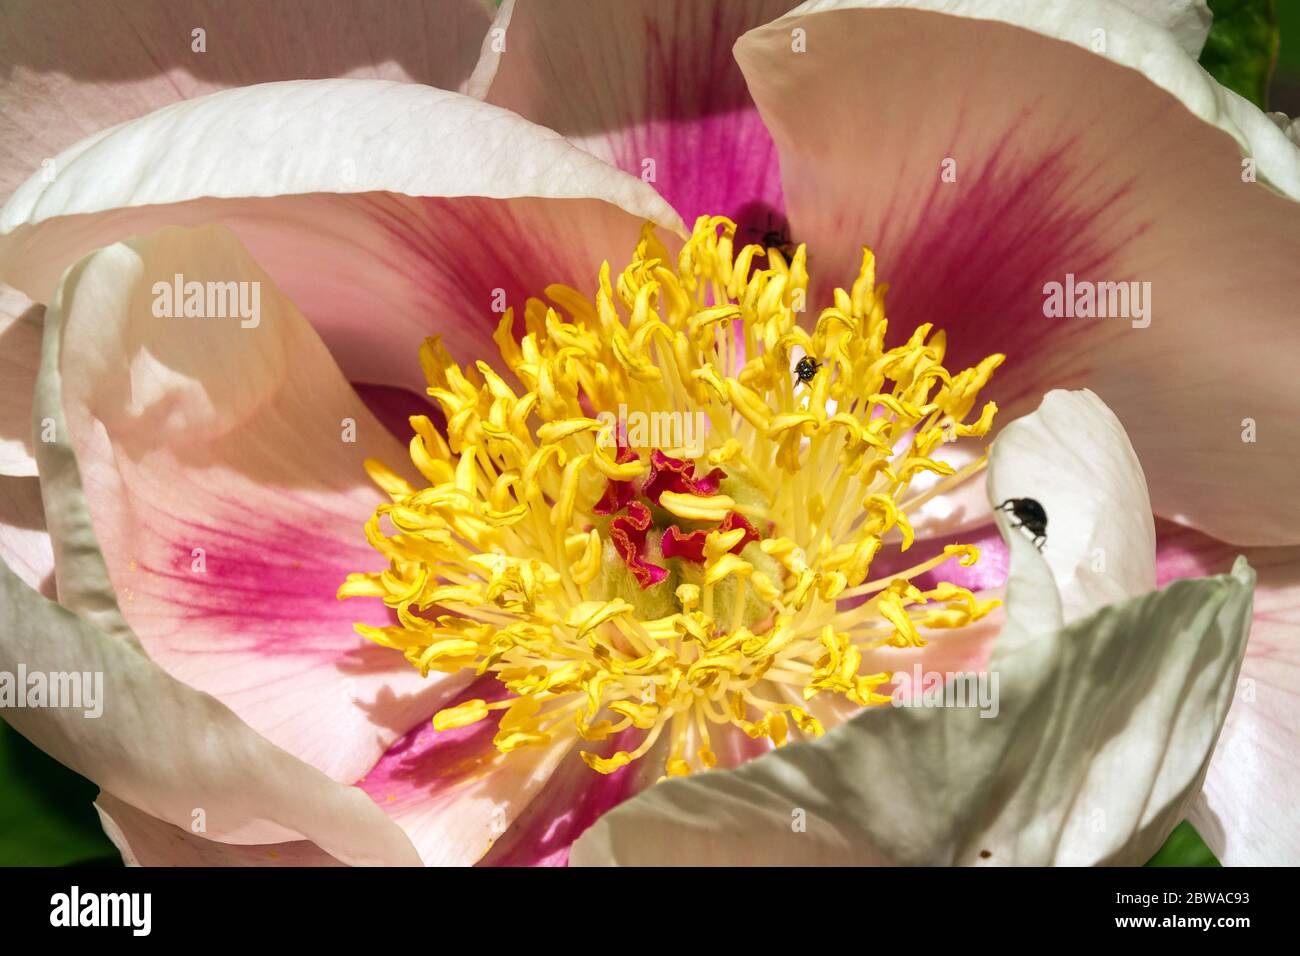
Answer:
486;0;797;226
0;0;496;199
36;223;461;784
1;79;683;391
1153;519;1300;867
735;0;1300;546
0;283;41;476
0;286;52;596
0;476;53;599
888;510;1300;866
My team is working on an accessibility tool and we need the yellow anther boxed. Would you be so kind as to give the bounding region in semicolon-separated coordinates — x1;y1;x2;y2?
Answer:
432;698;491;731
659;491;736;522
608;699;660;730
704;553;753;586
537;417;603;444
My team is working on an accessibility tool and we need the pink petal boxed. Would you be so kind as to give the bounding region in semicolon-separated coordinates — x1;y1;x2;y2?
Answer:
37;223;461;784
1153;519;1300;866
869;522;1009;595
487;0;797;225
0;0;495;199
735;1;1300;546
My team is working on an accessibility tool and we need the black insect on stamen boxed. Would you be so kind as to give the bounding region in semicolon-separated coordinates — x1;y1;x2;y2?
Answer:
998;497;1047;550
794;355;822;384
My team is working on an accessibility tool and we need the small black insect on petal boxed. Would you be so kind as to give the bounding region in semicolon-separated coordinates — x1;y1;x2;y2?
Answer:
998;497;1047;550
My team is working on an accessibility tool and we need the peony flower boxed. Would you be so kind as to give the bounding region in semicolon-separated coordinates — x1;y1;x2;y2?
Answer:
0;0;1294;867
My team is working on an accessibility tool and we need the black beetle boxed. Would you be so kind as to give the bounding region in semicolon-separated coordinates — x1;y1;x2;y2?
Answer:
794;355;821;384
998;497;1047;550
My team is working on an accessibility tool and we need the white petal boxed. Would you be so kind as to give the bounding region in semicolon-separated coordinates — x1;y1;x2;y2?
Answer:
1115;0;1212;57
95;795;344;867
987;389;1155;623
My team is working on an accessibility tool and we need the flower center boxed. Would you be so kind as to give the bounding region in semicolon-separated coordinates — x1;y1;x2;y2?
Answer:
342;215;1003;776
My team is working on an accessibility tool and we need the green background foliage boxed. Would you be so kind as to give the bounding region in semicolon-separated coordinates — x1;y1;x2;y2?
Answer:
1201;0;1279;107
1;3;1293;869
1281;1;1300;71
0;719;118;865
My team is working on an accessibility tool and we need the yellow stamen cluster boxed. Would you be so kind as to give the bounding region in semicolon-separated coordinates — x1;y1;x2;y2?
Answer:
342;215;1003;777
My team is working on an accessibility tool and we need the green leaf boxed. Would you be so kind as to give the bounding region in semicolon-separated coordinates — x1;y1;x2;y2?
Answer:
1278;0;1300;71
0;717;121;866
1200;0;1280;108
1146;820;1222;867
